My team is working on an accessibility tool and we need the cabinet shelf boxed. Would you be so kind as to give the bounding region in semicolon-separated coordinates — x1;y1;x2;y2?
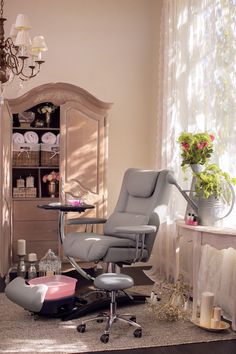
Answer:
13;127;60;131
13;166;59;169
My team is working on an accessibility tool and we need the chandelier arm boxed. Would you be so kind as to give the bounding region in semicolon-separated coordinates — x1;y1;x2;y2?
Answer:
19;63;42;80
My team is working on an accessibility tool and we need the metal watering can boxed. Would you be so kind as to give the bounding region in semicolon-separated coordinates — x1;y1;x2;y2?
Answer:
167;172;235;226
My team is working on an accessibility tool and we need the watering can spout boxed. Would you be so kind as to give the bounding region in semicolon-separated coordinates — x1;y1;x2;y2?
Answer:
166;172;199;214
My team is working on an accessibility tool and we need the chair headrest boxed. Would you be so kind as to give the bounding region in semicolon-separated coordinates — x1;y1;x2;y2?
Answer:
126;170;158;198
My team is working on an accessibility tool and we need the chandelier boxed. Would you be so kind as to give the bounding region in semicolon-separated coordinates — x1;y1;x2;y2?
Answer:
0;0;47;85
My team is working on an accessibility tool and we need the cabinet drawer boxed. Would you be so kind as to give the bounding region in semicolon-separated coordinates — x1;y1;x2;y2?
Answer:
13;220;58;241
13;200;59;221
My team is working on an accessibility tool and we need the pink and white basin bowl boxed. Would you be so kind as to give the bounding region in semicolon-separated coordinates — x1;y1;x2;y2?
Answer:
29;275;77;300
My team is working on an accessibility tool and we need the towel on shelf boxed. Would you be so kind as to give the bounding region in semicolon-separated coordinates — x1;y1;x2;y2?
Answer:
56;133;60;145
12;133;25;144
41;132;57;144
24;131;39;144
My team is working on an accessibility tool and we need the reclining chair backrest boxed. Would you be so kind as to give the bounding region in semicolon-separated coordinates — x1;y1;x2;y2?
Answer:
104;168;172;262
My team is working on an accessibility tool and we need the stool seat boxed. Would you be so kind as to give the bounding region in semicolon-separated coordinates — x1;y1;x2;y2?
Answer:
94;273;134;291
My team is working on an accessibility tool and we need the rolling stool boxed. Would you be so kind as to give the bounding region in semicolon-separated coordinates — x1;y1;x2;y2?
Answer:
77;273;142;343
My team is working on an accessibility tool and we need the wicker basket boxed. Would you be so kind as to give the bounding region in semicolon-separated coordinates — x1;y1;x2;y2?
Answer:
41;144;59;166
13;144;40;167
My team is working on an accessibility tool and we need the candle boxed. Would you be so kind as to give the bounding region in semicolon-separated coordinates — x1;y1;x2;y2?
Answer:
211;318;220;329
200;292;214;327
28;253;37;262
213;306;221;321
17;239;26;256
17;177;25;188
26;176;34;188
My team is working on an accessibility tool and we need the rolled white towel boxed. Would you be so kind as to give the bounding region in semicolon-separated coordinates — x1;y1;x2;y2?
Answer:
12;133;25;144
56;133;60;145
41;132;57;144
24;131;39;144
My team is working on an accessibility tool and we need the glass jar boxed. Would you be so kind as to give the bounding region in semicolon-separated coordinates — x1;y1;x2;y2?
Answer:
38;249;61;277
28;261;37;280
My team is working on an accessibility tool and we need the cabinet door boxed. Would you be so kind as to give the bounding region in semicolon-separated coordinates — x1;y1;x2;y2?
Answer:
60;101;107;221
0;102;12;277
178;227;194;287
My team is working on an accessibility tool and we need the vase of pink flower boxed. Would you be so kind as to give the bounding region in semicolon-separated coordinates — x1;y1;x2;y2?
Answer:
43;171;60;198
177;132;215;170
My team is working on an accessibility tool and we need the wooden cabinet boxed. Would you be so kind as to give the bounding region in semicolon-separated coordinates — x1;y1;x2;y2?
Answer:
0;83;112;278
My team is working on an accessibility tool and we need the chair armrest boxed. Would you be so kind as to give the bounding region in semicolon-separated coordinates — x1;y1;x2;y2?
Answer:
67;217;107;225
114;225;157;262
114;225;157;234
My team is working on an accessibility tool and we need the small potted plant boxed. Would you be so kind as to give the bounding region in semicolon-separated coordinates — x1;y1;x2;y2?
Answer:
194;164;236;201
192;164;236;225
177;132;215;172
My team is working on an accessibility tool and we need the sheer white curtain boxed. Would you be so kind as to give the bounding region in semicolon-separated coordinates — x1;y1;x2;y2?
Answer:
146;0;236;283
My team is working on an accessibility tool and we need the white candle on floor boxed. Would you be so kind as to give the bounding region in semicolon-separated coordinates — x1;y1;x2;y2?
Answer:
213;306;221;321
200;292;214;327
17;239;26;256
211;318;220;329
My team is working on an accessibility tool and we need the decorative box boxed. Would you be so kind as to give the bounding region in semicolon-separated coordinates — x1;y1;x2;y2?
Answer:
13;187;37;198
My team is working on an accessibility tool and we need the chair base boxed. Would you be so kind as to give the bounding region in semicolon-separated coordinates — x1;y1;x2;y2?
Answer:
61;291;148;321
77;289;142;343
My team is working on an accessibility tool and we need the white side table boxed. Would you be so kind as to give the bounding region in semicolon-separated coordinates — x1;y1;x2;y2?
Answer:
176;219;236;330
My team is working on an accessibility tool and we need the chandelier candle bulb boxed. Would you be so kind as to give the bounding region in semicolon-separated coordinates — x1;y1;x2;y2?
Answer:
28;253;37;262
199;292;214;327
17;239;26;256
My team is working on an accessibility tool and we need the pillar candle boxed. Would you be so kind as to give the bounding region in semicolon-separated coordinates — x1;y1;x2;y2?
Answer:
28;253;37;262
17;239;26;256
200;292;214;327
211;318;220;329
213;306;221;321
26;176;34;188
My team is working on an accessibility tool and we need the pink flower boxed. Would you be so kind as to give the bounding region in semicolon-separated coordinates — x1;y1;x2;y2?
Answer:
210;135;215;141
197;141;208;149
42;171;60;183
43;175;48;183
181;142;189;150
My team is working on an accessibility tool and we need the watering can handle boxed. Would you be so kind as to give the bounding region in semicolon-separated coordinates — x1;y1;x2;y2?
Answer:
218;183;235;220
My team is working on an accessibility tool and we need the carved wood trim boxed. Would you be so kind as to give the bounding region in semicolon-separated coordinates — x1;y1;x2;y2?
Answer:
7;82;113;115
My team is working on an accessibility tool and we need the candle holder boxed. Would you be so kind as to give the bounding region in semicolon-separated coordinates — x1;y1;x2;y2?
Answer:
28;260;37;280
17;255;26;278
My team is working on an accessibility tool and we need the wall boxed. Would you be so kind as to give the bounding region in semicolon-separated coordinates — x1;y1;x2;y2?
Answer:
4;0;162;214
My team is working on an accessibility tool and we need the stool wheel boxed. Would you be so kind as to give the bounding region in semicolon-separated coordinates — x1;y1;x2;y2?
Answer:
130;316;136;322
100;333;109;343
133;328;142;338
97;319;104;323
77;324;86;333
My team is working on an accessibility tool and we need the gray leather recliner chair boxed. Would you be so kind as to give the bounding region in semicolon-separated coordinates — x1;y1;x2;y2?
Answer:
63;168;171;266
62;168;172;323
